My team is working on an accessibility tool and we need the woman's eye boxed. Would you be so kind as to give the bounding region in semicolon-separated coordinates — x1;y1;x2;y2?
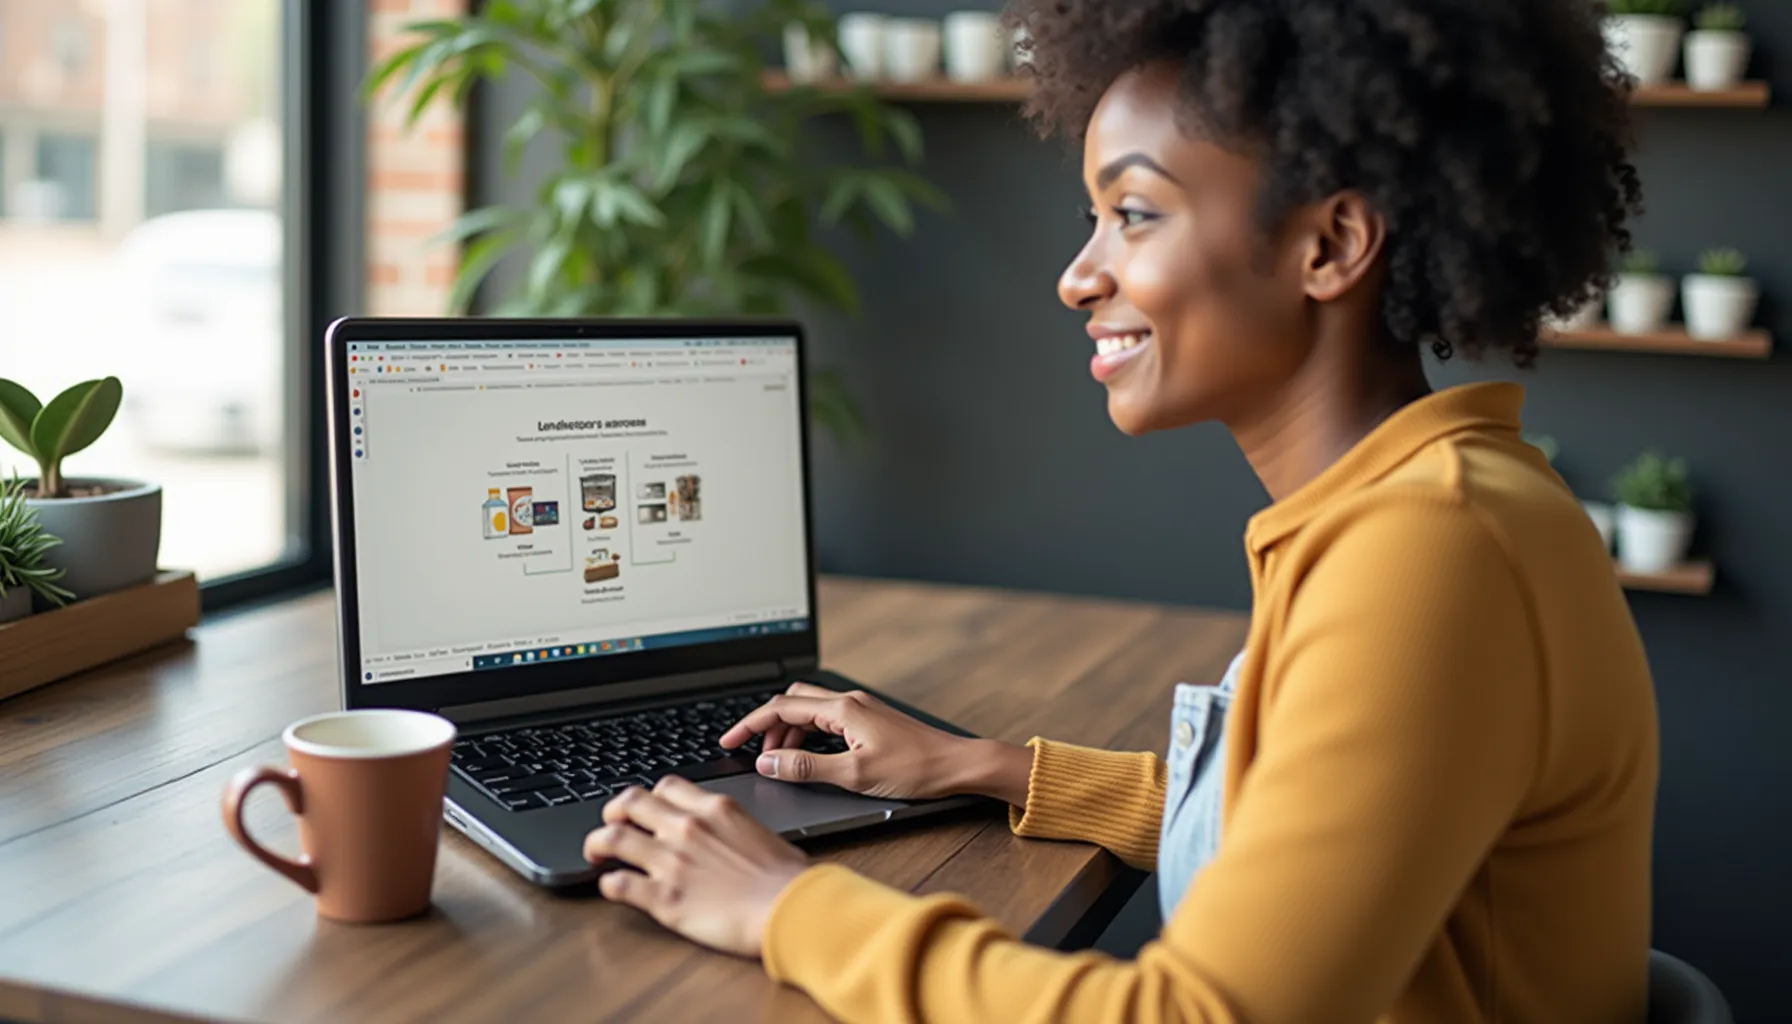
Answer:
1117;207;1157;228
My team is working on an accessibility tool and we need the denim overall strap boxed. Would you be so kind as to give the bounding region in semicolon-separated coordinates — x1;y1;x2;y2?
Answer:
1157;651;1244;921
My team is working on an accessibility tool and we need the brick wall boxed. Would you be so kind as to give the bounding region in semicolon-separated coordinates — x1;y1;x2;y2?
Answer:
366;0;466;315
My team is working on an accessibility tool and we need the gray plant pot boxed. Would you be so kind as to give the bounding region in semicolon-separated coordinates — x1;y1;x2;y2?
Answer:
23;478;162;606
0;585;29;623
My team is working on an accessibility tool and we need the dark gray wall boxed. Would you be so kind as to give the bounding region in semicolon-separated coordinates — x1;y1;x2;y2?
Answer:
476;4;1792;1016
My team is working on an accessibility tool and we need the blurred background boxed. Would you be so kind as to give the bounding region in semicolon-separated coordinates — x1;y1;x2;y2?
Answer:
0;0;285;580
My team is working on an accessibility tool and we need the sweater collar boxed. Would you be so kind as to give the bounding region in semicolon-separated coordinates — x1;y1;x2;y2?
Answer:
1244;382;1526;556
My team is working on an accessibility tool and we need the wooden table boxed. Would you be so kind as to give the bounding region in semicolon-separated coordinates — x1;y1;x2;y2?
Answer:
0;577;1247;1023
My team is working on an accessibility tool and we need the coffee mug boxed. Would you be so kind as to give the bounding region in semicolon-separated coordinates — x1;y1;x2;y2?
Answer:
838;13;887;80
943;12;1005;83
222;709;456;924
884;19;942;83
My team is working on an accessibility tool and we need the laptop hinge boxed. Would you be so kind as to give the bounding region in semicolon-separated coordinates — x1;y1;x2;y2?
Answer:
440;661;784;726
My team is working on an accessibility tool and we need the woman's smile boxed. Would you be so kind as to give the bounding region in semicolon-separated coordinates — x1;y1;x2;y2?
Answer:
1090;328;1154;383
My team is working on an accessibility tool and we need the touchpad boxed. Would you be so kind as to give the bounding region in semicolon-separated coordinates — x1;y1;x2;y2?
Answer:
701;774;908;838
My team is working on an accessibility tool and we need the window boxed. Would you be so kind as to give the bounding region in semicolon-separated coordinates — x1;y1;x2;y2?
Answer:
0;0;360;602
146;139;227;216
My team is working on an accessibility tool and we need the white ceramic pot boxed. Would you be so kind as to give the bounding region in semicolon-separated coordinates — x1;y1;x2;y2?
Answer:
1617;505;1694;574
1605;15;1684;86
1682;274;1759;339
943;11;1006;83
23;478;162;605
1547;294;1604;333
1608;273;1674;334
883;19;941;82
1685;30;1750;90
1582;501;1616;555
0;585;30;624
782;23;837;83
837;13;886;80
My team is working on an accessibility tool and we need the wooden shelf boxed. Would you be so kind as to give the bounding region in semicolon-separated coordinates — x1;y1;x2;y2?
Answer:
768;73;1769;108
1617;560;1714;595
1543;324;1772;359
1632;81;1770;107
763;71;1030;102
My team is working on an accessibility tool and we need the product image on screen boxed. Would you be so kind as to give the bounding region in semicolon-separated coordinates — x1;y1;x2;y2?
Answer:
533;501;560;527
581;474;616;512
671;475;701;522
639;481;666;501
638;503;667;524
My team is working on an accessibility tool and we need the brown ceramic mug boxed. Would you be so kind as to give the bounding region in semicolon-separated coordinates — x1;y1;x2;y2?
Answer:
222;709;456;924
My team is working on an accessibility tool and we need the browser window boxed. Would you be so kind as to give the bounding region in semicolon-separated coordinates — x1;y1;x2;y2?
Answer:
345;336;811;684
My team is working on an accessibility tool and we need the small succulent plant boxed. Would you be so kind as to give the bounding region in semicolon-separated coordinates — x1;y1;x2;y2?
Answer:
1613;450;1694;513
0;475;73;608
1619;249;1662;276
1697;247;1748;276
1695;3;1746;31
0;377;122;499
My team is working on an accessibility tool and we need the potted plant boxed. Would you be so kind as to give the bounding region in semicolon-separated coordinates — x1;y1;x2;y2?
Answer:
1605;0;1685;86
1613;450;1695;573
0;377;161;605
1608;250;1674;334
1685;3;1750;90
1682;247;1759;340
0;476;74;623
367;0;948;444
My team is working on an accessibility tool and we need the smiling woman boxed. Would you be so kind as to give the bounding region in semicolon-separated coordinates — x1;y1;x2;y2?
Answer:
582;3;1660;1023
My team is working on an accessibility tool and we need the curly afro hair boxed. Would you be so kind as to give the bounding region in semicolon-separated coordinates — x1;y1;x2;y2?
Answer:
1005;0;1642;367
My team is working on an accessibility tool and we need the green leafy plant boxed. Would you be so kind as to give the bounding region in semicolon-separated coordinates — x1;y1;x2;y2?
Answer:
1619;249;1662;276
0;476;73;608
1525;434;1560;464
1697;247;1748;276
1609;0;1685;16
0;378;124;499
1612;450;1693;512
1695;3;1745;31
365;0;950;443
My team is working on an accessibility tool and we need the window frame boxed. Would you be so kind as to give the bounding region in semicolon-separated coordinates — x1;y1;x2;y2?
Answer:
199;0;365;612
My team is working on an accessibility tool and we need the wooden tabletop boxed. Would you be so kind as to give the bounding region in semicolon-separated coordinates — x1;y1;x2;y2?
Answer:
0;576;1247;1023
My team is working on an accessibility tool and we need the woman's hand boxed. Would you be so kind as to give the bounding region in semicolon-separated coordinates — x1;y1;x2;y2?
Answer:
720;682;1034;805
583;775;810;958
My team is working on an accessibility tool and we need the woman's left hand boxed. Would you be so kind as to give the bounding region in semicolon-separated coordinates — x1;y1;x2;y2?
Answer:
582;774;811;958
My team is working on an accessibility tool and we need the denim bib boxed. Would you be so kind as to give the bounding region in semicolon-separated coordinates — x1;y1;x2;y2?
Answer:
1157;651;1244;920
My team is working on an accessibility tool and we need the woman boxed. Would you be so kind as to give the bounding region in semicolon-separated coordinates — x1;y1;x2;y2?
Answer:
582;1;1660;1020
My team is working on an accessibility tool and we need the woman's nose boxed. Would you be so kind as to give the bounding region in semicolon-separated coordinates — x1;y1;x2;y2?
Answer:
1058;239;1116;311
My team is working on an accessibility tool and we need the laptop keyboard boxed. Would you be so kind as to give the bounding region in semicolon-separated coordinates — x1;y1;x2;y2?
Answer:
450;690;849;812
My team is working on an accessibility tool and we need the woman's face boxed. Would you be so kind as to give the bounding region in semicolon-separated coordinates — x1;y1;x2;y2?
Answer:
1060;64;1312;436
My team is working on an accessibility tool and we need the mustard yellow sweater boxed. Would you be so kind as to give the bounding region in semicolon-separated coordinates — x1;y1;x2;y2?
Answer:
764;383;1659;1023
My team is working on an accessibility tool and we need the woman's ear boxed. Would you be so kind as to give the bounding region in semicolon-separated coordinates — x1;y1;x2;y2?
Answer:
1299;192;1386;303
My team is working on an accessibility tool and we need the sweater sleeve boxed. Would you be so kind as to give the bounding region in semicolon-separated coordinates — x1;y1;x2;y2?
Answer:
761;497;1542;1024
1006;738;1167;870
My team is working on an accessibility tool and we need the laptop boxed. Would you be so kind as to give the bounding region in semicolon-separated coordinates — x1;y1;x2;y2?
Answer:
324;317;978;886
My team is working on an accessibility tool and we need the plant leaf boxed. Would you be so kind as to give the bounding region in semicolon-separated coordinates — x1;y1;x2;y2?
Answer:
527;235;575;298
730;182;771;247
502;106;546;175
435;205;526;245
860;176;915;236
654;120;709;191
607;181;666;227
645;73;677;137
31;377;122;465
819;176;857;226
0;380;42;457
447;231;518;313
700;183;732;266
883;107;924;164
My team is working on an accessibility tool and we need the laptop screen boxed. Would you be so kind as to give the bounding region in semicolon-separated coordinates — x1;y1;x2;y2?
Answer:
342;332;812;686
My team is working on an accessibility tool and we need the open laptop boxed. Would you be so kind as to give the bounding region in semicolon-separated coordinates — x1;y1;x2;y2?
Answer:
324;317;977;886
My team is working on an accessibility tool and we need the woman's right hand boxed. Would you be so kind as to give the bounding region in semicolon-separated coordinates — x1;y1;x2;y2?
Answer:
719;682;1034;805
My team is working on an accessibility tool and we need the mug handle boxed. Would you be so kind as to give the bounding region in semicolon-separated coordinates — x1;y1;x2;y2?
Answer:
222;765;320;894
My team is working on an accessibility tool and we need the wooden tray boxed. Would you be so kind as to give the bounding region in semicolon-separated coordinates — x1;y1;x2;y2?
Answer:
0;570;199;703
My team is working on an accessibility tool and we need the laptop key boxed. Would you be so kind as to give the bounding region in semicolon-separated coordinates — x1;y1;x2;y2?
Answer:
487;773;563;796
536;787;578;807
501;794;537;812
574;783;611;800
